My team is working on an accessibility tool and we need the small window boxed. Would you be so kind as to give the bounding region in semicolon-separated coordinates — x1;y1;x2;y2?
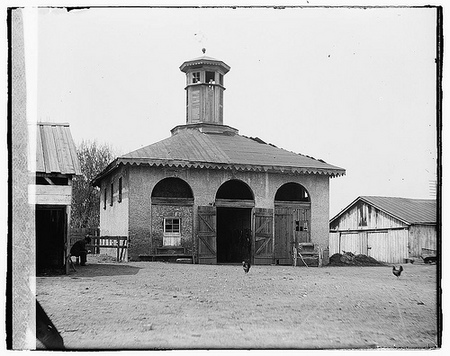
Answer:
103;188;107;210
219;73;223;85
110;183;114;206
118;177;122;203
164;218;180;235
163;218;181;246
192;72;200;83
206;71;215;84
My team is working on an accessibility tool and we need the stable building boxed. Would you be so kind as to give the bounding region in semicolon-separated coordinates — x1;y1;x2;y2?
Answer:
30;122;81;273
329;196;437;264
93;54;345;265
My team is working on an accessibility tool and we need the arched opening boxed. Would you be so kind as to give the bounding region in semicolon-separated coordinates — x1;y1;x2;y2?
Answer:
274;182;312;265
216;179;254;200
151;177;193;199
151;177;194;254
215;180;254;264
274;182;310;202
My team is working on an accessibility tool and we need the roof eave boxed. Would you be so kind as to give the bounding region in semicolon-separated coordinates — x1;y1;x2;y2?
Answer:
91;158;120;187
105;157;345;177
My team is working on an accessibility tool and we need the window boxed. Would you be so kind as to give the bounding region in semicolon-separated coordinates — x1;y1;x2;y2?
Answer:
192;72;200;83
164;218;180;235
219;73;223;85
110;183;114;206
163;218;181;246
118;177;122;203
103;188;107;209
206;71;215;84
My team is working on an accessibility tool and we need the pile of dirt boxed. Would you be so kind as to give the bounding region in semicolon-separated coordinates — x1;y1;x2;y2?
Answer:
329;251;382;266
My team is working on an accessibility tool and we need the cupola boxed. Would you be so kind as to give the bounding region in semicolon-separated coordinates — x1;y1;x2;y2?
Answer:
180;49;230;126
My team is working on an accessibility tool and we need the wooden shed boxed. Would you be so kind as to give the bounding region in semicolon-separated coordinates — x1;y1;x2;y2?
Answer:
93;54;345;266
29;122;81;273
329;196;437;264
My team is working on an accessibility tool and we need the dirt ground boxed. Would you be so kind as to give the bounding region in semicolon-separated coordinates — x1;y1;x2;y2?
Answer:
36;255;439;350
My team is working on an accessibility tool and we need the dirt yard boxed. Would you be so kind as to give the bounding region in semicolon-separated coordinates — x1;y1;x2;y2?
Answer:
36;255;439;350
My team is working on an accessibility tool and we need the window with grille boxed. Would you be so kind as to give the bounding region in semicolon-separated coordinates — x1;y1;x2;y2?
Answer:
163;218;181;246
192;72;200;83
164;218;180;235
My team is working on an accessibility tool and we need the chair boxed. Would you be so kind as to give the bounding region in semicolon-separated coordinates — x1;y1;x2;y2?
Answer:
66;254;76;272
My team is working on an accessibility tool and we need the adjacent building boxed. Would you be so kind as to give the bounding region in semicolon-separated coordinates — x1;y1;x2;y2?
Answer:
329;196;437;263
31;122;81;273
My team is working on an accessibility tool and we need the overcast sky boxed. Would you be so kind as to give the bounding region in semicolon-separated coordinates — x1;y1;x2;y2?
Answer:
28;5;438;216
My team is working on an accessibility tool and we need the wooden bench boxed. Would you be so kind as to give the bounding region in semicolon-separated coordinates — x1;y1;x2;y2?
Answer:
139;246;193;263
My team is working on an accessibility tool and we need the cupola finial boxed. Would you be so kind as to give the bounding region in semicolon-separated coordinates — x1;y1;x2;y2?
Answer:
202;48;206;54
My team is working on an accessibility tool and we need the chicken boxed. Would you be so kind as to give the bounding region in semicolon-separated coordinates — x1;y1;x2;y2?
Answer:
242;260;251;273
392;265;403;278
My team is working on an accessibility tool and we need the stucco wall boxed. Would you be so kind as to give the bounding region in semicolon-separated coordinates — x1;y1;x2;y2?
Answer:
124;165;331;260
99;165;129;258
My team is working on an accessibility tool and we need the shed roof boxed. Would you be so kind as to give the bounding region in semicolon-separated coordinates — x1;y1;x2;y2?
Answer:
33;122;81;175
93;125;345;185
331;196;437;225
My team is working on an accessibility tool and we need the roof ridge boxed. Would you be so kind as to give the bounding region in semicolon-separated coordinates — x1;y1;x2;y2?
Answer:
240;134;328;164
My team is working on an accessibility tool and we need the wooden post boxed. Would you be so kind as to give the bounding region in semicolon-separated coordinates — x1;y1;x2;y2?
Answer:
116;237;120;262
65;206;71;274
293;246;297;267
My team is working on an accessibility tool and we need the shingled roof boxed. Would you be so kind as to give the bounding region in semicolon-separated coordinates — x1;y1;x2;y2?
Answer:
33;122;81;175
93;124;345;185
331;196;437;225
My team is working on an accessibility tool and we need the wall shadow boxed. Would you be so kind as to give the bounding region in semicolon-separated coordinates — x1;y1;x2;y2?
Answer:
37;263;142;278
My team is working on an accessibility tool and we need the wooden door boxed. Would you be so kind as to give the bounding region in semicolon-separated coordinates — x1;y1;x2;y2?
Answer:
367;232;388;262
197;206;217;264
293;207;311;243
253;208;273;265
274;207;293;264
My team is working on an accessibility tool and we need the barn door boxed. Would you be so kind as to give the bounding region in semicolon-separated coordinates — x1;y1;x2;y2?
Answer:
274;207;293;265
197;206;217;264
367;232;388;263
253;208;274;265
293;207;311;243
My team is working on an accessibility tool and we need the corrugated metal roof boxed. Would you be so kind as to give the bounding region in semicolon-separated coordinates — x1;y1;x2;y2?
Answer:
331;196;437;225
92;126;345;185
34;122;81;175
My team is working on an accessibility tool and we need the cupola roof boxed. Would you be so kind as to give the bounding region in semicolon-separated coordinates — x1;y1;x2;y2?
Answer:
180;55;230;73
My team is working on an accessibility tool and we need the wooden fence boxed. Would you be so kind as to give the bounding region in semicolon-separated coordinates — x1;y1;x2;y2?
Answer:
70;228;127;262
87;235;128;262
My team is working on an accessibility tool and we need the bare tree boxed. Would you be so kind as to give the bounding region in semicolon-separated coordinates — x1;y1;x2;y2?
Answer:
70;140;115;229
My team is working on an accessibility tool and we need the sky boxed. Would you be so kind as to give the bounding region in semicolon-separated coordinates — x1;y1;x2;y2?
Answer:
28;5;438;216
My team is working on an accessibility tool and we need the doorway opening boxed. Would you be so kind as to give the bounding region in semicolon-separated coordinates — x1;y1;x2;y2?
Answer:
215;179;254;264
36;206;66;273
216;207;252;263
